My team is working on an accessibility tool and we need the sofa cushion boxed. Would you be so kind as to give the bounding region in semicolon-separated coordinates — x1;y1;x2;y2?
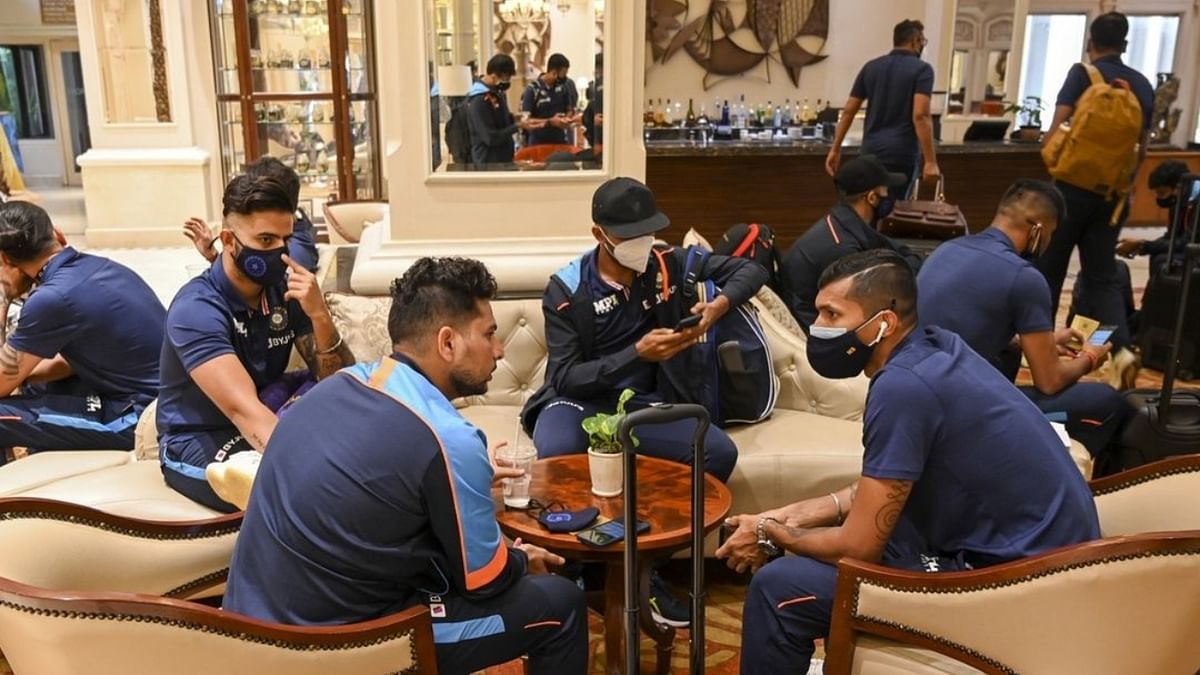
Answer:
726;409;865;514
459;405;531;448
21;461;222;521
0;451;133;497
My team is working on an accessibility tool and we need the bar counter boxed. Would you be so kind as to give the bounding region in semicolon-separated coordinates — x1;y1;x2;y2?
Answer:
645;140;1049;249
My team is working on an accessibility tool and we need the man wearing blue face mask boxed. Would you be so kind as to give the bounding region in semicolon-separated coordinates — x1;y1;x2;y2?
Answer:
917;180;1131;472
522;176;765;627
781;155;922;332
157;173;355;512
717;249;1100;674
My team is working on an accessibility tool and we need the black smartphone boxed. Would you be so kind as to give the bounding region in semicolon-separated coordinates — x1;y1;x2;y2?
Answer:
576;518;651;547
674;314;703;332
1089;326;1116;346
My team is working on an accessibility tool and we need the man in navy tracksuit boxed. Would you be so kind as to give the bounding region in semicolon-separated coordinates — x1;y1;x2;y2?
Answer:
521;53;578;146
521;177;765;626
718;250;1099;673
226;257;586;675
0;201;163;463
466;54;545;167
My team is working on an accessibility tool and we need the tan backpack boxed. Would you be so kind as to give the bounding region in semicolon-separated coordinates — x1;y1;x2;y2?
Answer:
1041;63;1143;224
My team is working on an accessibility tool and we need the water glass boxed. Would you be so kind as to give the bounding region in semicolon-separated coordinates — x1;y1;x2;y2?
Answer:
496;442;537;509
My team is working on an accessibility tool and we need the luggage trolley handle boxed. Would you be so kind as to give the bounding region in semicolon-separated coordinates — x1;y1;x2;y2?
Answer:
1160;241;1200;420
617;403;711;675
909;175;946;202
1164;174;1200;271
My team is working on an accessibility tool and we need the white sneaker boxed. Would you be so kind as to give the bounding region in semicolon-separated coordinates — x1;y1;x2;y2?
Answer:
205;451;262;510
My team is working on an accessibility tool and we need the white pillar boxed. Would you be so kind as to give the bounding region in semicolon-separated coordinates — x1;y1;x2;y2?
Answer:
74;0;220;247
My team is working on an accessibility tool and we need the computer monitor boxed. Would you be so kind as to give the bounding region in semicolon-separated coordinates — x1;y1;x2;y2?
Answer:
963;119;1011;142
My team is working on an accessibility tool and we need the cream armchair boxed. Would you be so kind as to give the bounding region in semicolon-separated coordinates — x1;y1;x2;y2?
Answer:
322;199;387;245
0;497;239;601
0;580;437;675
824;454;1200;674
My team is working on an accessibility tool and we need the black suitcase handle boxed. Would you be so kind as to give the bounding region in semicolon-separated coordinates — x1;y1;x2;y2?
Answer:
617;404;710;675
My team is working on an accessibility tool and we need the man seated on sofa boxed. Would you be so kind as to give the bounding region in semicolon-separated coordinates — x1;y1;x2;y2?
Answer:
157;173;354;512
717;250;1100;674
781;155;922;331
225;257;587;675
917;179;1130;472
521;176;765;627
0;201;164;464
183;156;319;273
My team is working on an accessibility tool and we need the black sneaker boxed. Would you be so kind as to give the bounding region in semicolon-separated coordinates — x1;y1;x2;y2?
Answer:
648;572;690;628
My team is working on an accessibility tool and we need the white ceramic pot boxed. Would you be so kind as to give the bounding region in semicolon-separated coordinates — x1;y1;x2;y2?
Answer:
587;447;623;497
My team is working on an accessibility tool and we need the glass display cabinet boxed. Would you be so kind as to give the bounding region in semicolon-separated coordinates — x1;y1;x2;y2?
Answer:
208;0;380;205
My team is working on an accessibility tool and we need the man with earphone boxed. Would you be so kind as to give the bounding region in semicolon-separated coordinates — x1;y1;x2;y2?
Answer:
718;249;1100;674
917;179;1132;475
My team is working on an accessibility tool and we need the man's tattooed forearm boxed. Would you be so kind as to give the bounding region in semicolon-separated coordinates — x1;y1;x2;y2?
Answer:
874;481;913;541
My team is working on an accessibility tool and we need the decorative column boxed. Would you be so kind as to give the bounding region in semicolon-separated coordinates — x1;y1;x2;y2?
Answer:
350;0;646;295
74;0;221;247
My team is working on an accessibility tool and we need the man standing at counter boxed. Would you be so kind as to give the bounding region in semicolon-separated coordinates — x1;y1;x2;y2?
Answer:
825;19;940;214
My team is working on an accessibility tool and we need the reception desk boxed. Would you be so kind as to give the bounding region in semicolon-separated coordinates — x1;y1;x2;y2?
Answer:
645;140;1047;249
645;141;1200;249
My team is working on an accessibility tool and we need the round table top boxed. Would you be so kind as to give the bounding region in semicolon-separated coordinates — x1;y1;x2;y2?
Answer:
495;454;732;557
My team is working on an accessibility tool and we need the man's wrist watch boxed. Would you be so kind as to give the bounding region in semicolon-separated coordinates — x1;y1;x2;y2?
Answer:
756;517;782;557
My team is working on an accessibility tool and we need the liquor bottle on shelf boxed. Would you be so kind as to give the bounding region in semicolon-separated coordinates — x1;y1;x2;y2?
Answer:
721;99;730;126
696;104;710;126
801;98;812;124
737;94;747;127
685;98;697;126
643;99;655;126
653;99;665;127
755;102;766;126
772;102;783;131
781;98;792;126
814;99;824;123
765;100;774;122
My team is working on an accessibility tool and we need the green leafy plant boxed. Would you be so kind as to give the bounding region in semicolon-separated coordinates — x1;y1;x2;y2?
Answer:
581;388;639;454
1004;96;1044;128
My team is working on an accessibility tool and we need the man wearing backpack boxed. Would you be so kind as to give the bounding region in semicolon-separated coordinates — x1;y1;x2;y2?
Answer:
1038;12;1154;386
521;177;766;627
465;54;545;168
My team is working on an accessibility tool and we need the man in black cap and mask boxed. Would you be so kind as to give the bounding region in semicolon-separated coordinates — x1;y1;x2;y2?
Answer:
466;54;546;168
521;176;766;627
781;154;922;331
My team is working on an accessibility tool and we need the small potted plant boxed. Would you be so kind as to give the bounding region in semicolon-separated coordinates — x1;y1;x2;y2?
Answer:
1005;96;1044;142
581;388;638;497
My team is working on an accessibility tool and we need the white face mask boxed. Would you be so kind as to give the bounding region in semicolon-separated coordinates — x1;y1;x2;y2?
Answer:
602;231;655;274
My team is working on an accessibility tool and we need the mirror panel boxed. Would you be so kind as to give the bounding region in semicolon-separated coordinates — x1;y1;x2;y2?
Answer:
425;0;604;173
949;0;1015;117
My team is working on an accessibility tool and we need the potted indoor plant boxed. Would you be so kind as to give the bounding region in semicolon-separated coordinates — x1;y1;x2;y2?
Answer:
1005;96;1044;142
581;388;639;497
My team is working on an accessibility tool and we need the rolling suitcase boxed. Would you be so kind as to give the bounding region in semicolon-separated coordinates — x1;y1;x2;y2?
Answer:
1116;214;1200;473
1138;176;1200;378
618;404;710;675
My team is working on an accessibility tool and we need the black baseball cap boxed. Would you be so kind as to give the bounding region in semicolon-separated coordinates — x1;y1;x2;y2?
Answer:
592;177;670;237
834;155;908;195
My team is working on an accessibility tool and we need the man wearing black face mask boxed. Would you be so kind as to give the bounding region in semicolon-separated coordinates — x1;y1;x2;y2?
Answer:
157;174;355;512
781;155;922;331
917;179;1130;470
718;249;1100;674
1117;160;1193;284
466;54;546;168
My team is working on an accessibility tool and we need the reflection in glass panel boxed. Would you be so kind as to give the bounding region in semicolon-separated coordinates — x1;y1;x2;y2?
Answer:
426;0;604;173
210;0;240;94
94;0;171;123
1018;14;1088;130
252;101;339;194
1124;15;1179;84
950;0;1015;116
247;6;334;95
350;99;376;198
217;101;246;180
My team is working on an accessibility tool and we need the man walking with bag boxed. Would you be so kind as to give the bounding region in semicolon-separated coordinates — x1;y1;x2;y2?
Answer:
1038;11;1154;386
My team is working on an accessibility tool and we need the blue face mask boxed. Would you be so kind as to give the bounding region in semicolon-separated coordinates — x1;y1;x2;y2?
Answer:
806;309;889;379
230;232;288;287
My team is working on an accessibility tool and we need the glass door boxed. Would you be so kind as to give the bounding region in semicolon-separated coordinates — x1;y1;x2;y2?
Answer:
57;48;90;186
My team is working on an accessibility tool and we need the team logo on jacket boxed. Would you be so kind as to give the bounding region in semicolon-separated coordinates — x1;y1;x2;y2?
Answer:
269;306;289;332
593;294;620;315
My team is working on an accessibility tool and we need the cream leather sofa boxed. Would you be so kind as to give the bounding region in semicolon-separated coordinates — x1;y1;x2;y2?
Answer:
0;287;1090;523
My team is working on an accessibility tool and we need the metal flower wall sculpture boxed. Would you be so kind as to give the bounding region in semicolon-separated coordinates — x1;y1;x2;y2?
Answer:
648;0;829;89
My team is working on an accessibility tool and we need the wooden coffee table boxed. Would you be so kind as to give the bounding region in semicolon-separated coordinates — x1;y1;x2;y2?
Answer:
495;454;731;675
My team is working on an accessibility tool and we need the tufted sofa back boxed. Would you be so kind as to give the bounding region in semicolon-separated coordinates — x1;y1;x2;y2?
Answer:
325;288;868;419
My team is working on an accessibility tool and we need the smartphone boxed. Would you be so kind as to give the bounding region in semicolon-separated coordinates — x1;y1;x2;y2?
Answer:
1089;326;1116;346
576;518;651;547
674;314;703;332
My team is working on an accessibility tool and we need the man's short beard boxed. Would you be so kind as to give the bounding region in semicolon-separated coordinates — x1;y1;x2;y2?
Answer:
449;368;489;398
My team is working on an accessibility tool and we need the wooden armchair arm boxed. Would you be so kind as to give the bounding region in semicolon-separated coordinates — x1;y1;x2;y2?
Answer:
826;531;1200;675
0;578;438;674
